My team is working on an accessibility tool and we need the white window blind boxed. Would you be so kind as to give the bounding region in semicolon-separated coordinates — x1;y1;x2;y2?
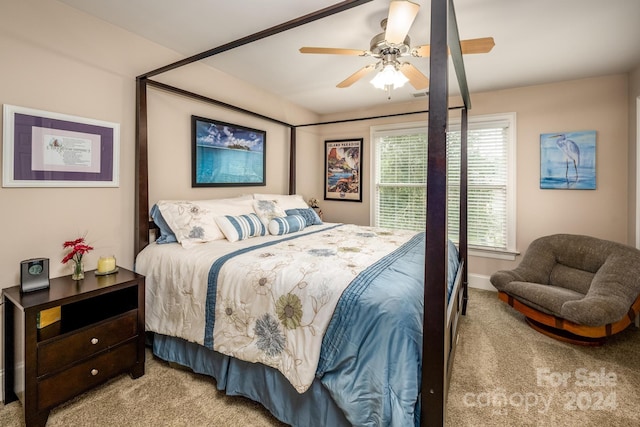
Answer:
372;114;515;253
374;128;428;231
447;117;512;251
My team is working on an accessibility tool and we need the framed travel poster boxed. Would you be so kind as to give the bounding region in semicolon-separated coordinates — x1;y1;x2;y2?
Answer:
324;138;362;202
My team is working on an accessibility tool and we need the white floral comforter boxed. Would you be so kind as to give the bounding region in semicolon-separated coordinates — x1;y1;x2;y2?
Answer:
207;224;416;393
136;223;417;393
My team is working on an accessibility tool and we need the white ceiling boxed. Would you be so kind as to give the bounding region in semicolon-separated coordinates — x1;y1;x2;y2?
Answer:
58;0;640;115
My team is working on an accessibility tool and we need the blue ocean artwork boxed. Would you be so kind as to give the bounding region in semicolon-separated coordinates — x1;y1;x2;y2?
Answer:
540;130;596;190
196;145;263;183
194;118;265;184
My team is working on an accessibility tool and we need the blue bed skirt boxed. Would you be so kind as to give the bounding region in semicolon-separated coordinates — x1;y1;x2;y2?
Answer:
152;333;350;426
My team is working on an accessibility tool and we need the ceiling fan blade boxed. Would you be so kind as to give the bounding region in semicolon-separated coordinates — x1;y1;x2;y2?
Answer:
460;37;495;54
385;0;420;45
337;64;376;88
299;47;368;56
399;62;429;90
412;44;430;57
412;37;495;57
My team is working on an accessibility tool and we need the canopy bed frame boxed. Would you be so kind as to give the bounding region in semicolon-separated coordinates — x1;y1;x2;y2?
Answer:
134;0;470;425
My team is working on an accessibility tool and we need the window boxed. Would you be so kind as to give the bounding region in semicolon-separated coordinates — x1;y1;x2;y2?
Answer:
371;113;516;256
373;126;428;231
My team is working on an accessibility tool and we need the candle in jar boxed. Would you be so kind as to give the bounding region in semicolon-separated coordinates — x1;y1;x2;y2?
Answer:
97;256;116;273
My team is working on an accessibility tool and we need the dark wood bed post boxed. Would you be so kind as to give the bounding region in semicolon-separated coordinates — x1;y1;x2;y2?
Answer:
135;77;150;255
422;0;470;424
460;107;469;314
289;127;297;195
448;0;471;317
422;0;449;423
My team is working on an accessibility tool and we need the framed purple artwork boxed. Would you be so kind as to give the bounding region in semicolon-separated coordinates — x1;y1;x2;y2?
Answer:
2;104;120;187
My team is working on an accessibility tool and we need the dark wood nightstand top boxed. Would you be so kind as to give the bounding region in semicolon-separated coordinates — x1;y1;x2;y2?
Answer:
3;267;143;311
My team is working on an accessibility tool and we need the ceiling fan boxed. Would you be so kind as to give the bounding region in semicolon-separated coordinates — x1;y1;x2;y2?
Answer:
299;0;494;95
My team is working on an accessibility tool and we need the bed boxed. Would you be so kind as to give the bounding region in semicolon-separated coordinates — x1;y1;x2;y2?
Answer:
136;195;461;426
134;1;470;425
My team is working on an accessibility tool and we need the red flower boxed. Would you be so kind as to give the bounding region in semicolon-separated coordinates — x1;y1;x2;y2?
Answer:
63;237;85;248
61;236;93;264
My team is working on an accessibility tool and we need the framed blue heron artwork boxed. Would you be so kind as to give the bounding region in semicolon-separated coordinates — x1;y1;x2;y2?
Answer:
540;130;596;190
191;115;266;187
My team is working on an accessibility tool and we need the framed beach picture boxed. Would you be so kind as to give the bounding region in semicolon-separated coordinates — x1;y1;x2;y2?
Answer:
540;130;596;190
324;138;362;202
2;104;120;187
192;115;266;187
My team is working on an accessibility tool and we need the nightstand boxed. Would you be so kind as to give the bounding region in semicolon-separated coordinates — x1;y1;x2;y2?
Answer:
2;267;145;427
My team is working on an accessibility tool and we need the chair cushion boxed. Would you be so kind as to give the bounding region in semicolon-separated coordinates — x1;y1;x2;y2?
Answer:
549;263;594;295
502;281;584;317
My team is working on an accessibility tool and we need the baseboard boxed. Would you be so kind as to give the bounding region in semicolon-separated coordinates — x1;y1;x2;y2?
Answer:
468;273;497;292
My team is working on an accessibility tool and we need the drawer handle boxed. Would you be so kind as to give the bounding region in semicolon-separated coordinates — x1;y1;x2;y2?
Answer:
91;338;99;345
91;369;99;376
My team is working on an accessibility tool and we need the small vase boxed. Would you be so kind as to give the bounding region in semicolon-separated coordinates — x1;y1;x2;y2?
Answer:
71;261;84;280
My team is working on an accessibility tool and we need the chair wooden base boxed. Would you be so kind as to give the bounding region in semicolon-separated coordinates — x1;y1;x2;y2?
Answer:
498;291;640;345
524;318;605;346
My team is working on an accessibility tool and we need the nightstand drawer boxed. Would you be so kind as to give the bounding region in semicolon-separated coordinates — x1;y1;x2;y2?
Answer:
38;310;138;376
37;340;137;411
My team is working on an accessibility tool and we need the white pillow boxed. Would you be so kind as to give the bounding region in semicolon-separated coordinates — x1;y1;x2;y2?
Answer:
156;200;222;247
215;213;267;242
156;197;254;247
252;199;287;228
253;193;309;210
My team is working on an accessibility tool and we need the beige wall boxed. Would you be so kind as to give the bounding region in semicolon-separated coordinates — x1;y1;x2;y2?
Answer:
145;88;319;204
628;65;640;246
308;75;631;284
313;103;430;224
0;0;319;290
465;75;630;280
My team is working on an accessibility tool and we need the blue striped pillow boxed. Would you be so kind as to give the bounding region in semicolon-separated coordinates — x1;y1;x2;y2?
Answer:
268;215;306;235
215;213;266;242
285;208;323;226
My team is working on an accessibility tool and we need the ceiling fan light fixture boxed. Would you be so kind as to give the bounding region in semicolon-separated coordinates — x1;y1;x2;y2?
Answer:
370;63;408;90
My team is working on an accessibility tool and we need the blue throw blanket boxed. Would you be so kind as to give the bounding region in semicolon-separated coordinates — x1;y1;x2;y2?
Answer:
319;232;428;426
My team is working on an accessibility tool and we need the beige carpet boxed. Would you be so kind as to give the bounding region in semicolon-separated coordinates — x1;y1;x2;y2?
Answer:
447;289;640;427
1;288;638;426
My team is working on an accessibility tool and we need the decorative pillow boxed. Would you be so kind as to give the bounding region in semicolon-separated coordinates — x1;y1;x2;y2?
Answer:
253;199;287;228
156;200;224;247
155;197;255;247
253;193;309;210
285;208;323;226
150;204;178;244
215;213;267;242
268;215;306;236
